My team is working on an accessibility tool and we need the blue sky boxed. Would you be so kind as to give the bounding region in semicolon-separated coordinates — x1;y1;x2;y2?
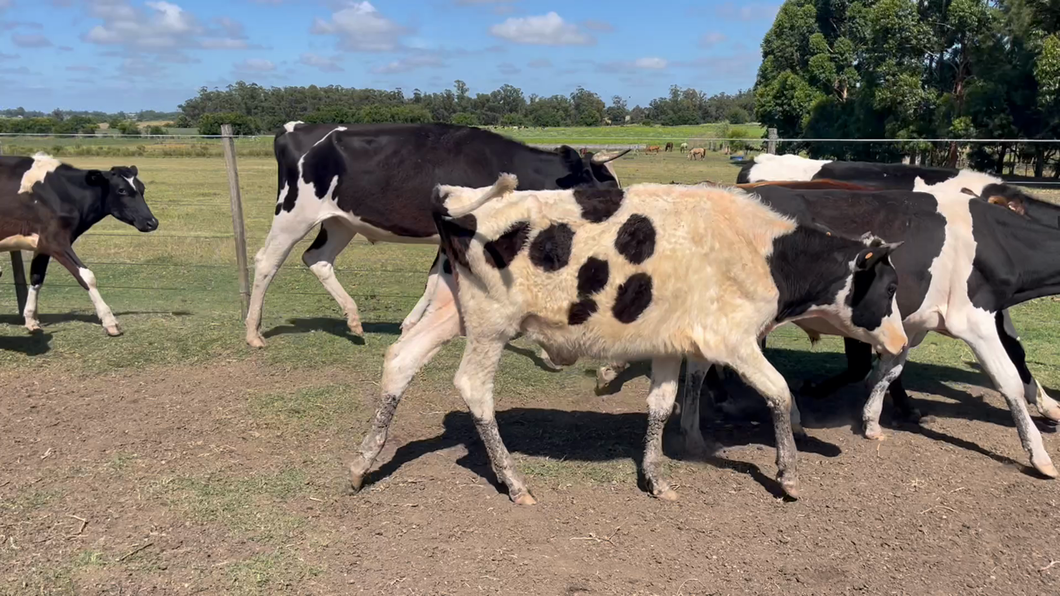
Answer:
0;0;780;112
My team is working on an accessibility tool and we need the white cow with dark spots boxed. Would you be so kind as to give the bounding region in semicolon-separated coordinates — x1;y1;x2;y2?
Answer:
349;176;908;504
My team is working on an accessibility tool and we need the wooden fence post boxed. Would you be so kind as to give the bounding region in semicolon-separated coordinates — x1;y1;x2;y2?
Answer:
0;141;28;315
221;124;251;320
767;128;778;155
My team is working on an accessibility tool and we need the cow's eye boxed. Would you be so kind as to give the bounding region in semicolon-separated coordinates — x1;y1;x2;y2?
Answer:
117;188;128;196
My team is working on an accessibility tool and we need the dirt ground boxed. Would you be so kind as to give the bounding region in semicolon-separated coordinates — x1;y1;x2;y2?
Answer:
3;356;1060;596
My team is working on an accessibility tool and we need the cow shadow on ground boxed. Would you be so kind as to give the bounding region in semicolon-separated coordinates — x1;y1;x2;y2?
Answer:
262;318;402;344
590;347;1053;474
0;332;53;355
0;310;193;328
359;407;841;500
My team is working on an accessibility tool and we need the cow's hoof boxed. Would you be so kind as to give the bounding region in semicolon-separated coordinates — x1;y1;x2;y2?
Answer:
24;321;41;333
779;476;800;500
349;472;366;493
537;349;563;371
511;490;537;506
348;320;364;336
246;334;267;349
792;423;807;438
1038;404;1060;423
104;324;123;337
653;487;679;501
895;407;924;424
595;367;618;391
683;434;710;458
863;422;887;441
1032;455;1058;479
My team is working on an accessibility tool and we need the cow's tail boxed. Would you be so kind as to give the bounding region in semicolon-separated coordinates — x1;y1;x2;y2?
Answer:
438;173;519;219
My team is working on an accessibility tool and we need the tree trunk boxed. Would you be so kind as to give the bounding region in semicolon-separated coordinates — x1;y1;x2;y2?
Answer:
1035;145;1045;178
996;144;1008;175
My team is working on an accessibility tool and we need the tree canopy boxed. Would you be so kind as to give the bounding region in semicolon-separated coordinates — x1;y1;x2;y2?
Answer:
754;0;1060;174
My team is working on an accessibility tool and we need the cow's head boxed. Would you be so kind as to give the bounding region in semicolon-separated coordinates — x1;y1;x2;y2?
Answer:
556;146;630;189
842;238;907;357
86;166;158;232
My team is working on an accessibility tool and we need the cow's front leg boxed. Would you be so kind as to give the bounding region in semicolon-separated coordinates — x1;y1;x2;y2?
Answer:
454;333;532;504
22;253;50;332
50;248;120;336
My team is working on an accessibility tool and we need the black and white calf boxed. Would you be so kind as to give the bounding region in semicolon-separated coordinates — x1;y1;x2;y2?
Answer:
680;185;1060;479
731;153;1060;427
349;176;907;503
245;122;628;348
0;153;157;335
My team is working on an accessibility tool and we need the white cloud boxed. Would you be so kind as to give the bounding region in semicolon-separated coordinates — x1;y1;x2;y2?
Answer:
527;58;551;68
371;54;444;74
299;53;343;73
489;12;594;46
311;1;409;52
700;32;727;48
12;33;52;47
633;57;667;69
120;57;159;77
234;58;276;73
82;1;250;53
497;61;520;75
0;52;19;59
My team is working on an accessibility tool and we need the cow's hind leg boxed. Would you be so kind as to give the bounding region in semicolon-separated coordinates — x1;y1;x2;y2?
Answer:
302;220;363;335
679;358;711;457
50;248;120;336
246;213;319;348
349;276;462;492
22;254;50;333
996;310;1060;422
963;311;1056;478
643;356;682;500
727;346;800;499
401;251;443;334
454;333;534;504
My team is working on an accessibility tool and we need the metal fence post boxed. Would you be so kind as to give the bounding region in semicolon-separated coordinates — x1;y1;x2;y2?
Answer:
0;141;28;315
767;128;778;155
221;124;251;320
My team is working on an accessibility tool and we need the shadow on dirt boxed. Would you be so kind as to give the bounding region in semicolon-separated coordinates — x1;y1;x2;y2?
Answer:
263;318;403;344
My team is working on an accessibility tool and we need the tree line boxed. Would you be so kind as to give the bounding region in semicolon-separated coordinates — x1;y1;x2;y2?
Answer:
755;0;1060;176
176;81;755;134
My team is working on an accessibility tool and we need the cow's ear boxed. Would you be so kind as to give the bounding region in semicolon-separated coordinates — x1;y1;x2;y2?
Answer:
85;170;106;186
960;188;979;197
129;165;138;176
557;145;581;165
856;241;903;270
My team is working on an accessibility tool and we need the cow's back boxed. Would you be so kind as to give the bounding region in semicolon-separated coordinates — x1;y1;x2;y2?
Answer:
0;156;36;201
274;123;576;237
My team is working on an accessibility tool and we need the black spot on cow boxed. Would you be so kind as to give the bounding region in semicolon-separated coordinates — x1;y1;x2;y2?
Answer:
577;257;609;297
435;212;477;270
442;255;453;275
614;214;656;264
529;223;575;272
275;202;282;216
308;227;328;251
568;298;598;325
612;273;653;323
483;221;531;269
304;134;348;200
573;188;624;223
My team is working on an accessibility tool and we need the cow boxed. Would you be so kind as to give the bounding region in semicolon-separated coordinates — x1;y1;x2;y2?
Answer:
0;153;158;336
680;142;689;152
688;148;706;160
244;122;629;348
676;184;1060;479
646;145;661;154
730;154;1060;428
348;176;908;503
664;142;674;152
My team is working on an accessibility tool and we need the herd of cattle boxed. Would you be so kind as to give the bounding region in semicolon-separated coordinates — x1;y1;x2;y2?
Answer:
3;122;1060;504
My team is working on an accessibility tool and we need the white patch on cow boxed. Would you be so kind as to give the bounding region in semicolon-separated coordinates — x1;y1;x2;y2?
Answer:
78;266;121;335
22;283;42;332
18;153;62;194
124;175;139;191
0;233;40;251
746;154;830;183
912;170;1000;196
284;121;304;133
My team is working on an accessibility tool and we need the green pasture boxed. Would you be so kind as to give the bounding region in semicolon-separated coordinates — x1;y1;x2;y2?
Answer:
2;149;1060;393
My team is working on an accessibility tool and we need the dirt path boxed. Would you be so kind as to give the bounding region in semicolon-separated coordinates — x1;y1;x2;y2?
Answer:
2;360;1059;595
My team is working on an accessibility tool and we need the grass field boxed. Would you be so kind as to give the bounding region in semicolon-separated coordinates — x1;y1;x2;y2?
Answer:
4;150;1060;594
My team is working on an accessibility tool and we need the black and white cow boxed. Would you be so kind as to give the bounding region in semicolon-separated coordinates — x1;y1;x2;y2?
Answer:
349;176;908;503
0;153;158;336
245;122;628;348
679;184;1060;479
730;154;1060;427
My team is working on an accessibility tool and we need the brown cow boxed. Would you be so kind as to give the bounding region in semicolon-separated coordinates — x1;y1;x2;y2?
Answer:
664;142;674;152
646;145;661;154
688;147;706;160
